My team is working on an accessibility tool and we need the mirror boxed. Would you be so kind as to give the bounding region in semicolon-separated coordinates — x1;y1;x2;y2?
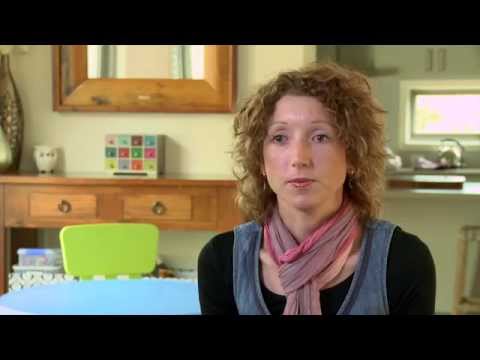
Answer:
53;45;236;112
87;45;205;80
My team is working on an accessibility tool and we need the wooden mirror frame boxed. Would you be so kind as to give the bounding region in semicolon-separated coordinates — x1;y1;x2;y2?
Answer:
52;45;236;113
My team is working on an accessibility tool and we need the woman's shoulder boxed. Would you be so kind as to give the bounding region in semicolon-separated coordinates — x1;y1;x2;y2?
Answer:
390;226;432;259
386;226;436;314
369;219;432;259
199;231;235;261
388;225;436;284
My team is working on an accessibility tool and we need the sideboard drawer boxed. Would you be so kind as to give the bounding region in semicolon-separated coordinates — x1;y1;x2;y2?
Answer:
3;180;242;230
29;193;98;219
123;194;192;221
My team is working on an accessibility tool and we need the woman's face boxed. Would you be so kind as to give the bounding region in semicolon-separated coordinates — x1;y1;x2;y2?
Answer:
262;95;348;215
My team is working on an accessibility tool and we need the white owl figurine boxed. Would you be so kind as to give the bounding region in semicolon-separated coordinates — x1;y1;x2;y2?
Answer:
34;146;58;173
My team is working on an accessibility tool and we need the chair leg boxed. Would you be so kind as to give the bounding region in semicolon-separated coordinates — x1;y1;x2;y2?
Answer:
453;230;468;315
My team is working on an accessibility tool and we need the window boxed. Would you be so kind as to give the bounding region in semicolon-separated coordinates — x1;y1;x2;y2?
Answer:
399;80;480;149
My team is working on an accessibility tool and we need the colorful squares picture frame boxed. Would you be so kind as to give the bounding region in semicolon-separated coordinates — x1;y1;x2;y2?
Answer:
105;134;165;177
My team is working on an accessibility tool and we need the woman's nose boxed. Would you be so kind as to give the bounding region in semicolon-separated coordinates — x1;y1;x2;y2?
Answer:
291;141;313;168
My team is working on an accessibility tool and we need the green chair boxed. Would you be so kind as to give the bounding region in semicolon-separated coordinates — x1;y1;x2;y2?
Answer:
60;223;159;280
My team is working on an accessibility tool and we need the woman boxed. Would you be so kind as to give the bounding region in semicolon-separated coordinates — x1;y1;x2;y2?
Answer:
198;63;436;315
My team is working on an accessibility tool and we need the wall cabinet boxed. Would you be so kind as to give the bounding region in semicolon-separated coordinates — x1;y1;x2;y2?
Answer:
374;46;480;78
317;45;480;78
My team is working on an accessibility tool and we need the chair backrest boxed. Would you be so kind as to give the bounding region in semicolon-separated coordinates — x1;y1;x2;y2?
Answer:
453;225;480;314
60;223;159;280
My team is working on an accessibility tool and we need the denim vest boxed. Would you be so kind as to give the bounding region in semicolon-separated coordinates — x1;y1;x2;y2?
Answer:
232;219;397;315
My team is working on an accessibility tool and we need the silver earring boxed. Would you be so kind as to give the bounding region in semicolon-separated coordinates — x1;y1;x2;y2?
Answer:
348;176;353;189
347;169;355;189
261;173;269;192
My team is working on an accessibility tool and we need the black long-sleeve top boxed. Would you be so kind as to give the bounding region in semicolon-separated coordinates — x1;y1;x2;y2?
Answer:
198;226;436;315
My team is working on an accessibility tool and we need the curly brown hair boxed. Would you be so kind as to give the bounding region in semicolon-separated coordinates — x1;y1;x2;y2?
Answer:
233;62;387;225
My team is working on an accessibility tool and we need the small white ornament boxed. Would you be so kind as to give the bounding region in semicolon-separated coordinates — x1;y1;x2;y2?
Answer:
34;145;58;174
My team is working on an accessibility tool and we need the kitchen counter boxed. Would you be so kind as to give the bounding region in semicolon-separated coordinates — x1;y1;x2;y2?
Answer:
385;181;480;199
388;168;480;176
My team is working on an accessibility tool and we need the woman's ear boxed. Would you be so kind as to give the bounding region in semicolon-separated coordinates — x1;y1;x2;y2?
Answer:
346;159;355;176
347;166;356;178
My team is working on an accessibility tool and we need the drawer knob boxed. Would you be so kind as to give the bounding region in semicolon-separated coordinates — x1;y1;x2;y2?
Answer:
58;200;72;213
152;201;166;215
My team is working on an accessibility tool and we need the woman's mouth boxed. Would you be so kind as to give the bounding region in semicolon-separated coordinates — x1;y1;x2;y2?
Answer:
288;178;314;188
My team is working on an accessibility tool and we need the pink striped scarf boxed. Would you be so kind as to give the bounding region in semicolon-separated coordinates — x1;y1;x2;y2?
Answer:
263;197;361;315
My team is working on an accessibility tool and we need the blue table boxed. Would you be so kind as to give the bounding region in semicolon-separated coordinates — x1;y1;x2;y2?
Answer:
0;278;201;315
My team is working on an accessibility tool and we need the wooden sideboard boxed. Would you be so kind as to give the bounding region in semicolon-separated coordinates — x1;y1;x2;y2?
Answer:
0;173;244;294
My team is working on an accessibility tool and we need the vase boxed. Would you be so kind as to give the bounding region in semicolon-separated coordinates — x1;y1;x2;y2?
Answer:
0;54;24;172
0;126;12;173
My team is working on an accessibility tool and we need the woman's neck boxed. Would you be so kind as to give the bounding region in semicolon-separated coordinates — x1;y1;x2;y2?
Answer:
277;197;343;243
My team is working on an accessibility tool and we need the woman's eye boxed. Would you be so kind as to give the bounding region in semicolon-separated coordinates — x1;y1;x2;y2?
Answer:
272;134;287;143
313;134;329;143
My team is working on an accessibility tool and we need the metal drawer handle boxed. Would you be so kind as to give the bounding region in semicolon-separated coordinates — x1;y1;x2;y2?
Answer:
152;201;166;215
58;200;72;213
